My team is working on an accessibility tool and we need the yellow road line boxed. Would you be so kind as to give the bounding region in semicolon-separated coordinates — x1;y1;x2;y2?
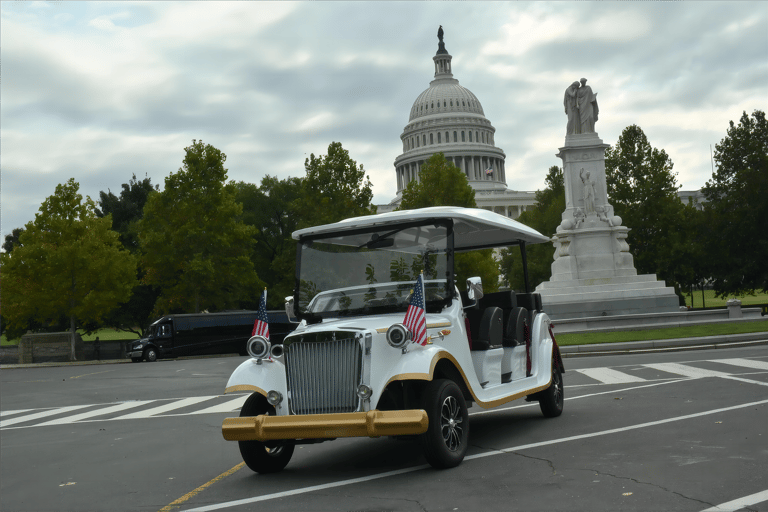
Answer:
158;462;245;512
69;370;113;379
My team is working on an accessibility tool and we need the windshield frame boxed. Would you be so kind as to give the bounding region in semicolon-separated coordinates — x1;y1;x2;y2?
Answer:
294;218;455;322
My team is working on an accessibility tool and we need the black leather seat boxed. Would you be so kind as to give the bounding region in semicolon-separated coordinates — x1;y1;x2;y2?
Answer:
502;307;528;347
472;307;503;351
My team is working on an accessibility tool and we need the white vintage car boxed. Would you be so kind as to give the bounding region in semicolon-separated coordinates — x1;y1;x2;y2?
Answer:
222;206;565;472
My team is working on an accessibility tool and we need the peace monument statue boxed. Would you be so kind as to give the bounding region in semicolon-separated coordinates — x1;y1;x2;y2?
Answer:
564;78;599;135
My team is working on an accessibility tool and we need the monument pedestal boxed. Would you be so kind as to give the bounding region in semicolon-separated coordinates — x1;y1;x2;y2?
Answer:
535;133;679;320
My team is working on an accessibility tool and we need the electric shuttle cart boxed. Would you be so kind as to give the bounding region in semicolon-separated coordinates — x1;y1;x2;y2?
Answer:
221;206;565;472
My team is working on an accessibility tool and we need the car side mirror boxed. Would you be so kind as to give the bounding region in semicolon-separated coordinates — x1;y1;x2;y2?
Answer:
465;277;484;309
285;296;300;324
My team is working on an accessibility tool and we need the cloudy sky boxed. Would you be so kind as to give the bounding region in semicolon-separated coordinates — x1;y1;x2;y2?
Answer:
2;1;766;243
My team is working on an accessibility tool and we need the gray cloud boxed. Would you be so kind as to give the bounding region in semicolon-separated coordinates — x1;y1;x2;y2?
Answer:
2;1;766;243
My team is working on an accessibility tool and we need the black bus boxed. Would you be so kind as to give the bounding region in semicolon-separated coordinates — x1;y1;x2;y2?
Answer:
127;311;293;362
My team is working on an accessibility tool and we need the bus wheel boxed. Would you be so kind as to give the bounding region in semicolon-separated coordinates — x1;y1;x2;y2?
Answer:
539;363;564;418
420;379;469;469
238;393;294;473
144;348;158;362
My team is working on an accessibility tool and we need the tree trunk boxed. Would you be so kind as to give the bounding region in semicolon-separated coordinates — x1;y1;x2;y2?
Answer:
70;314;77;361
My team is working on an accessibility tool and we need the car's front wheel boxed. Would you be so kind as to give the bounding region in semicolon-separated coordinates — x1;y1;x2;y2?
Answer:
238;393;295;473
420;379;469;469
144;347;158;362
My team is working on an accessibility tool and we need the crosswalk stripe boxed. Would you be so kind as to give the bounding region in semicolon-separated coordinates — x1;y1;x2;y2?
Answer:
112;396;215;420
711;358;768;371
36;400;155;426
576;368;647;384
0;405;93;428
645;362;730;379
190;395;249;415
0;409;34;418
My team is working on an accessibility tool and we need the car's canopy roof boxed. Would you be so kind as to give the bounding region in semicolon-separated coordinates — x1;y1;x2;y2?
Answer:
292;206;550;251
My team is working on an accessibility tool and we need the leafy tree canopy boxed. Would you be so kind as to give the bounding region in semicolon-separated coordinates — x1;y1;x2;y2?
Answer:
397;152;498;293
96;173;158;252
702;110;768;296
399;152;476;209
0;179;137;345
605;125;690;294
230;175;304;308
500;166;564;291
2;227;25;254
140;140;260;314
296;141;376;228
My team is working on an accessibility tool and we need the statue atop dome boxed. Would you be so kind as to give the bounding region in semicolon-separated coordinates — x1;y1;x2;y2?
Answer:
436;25;448;55
438;25;444;42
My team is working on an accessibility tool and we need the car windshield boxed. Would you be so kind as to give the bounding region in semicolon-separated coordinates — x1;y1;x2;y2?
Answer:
297;222;452;319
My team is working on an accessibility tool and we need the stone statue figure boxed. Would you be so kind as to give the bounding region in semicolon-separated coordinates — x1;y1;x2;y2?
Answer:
564;81;580;135
580;168;596;215
577;78;599;133
438;25;444;42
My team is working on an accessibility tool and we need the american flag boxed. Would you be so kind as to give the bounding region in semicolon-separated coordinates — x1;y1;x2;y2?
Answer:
403;272;428;346
251;289;270;340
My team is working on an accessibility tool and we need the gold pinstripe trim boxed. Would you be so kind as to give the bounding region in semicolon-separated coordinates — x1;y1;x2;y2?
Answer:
384;352;553;409
224;385;267;396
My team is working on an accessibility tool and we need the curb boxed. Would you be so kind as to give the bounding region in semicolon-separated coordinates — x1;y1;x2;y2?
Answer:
559;332;768;358
0;352;241;370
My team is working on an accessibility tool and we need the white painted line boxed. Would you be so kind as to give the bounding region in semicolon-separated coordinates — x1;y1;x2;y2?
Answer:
36;400;154;426
0;409;33;417
113;396;215;420
190;395;248;415
700;488;768;511
181;398;768;512
718;375;768;387
576;367;647;384
712;358;768;371
644;362;731;379
0;405;93;428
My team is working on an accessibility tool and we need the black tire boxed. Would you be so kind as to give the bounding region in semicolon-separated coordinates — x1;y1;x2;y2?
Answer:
539;363;564;418
131;357;142;363
238;393;295;474
144;347;158;362
419;379;469;469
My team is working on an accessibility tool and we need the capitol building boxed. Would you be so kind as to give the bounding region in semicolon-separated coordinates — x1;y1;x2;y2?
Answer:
381;31;537;218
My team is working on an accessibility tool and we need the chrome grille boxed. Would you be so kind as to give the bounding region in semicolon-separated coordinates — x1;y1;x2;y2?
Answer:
285;336;362;415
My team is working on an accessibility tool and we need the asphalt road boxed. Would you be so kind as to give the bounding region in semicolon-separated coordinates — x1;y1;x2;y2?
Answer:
1;345;767;512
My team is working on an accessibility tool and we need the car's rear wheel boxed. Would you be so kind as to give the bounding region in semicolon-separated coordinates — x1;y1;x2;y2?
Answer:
539;363;564;417
238;393;294;473
420;379;469;469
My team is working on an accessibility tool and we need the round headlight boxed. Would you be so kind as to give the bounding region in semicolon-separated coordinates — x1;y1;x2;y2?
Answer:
267;390;283;406
270;344;284;358
386;324;411;349
247;336;270;359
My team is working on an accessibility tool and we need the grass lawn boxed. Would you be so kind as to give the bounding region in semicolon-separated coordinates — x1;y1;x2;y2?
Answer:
556;319;768;346
1;328;139;346
682;289;768;308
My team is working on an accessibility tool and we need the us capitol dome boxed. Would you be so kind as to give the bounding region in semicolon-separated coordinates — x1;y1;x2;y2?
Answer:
386;28;536;218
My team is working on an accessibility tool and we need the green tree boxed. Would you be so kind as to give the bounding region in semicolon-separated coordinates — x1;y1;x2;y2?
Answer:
702;110;768;296
500;166;564;291
0;179;137;355
2;227;25;254
296;141;376;228
230;175;304;308
605;125;689;295
96;174;160;336
399;153;476;209
96;173;158;252
398;152;499;293
139;140;260;314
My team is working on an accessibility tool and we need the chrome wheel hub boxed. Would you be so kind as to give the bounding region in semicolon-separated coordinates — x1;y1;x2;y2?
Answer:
440;396;464;452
